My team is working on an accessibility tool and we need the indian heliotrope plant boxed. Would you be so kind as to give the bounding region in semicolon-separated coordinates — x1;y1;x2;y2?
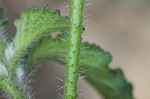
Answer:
0;1;133;99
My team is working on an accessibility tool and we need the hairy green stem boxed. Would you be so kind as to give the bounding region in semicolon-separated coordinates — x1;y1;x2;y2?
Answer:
0;76;25;99
64;0;84;99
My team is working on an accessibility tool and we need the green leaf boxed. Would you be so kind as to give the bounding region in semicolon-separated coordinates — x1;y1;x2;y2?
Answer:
84;66;133;99
25;32;133;99
6;6;69;72
14;6;69;52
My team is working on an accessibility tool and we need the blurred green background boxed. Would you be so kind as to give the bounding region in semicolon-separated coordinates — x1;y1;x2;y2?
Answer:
1;0;150;99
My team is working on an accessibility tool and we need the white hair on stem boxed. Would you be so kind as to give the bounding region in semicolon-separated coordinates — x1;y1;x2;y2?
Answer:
15;66;25;81
5;44;16;61
0;63;8;76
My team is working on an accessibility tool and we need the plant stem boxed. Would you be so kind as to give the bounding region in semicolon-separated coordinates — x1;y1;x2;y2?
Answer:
64;0;84;99
0;77;25;99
